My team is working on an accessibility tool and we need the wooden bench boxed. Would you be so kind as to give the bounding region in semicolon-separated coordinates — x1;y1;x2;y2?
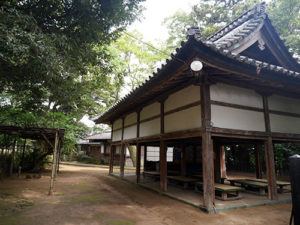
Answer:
228;179;268;195
167;176;200;189
143;171;160;180
247;179;290;193
195;182;244;201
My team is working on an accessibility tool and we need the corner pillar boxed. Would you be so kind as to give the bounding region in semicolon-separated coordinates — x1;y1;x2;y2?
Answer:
160;140;167;192
136;143;141;183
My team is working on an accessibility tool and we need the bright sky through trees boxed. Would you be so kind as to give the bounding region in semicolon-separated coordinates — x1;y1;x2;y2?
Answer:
129;0;200;42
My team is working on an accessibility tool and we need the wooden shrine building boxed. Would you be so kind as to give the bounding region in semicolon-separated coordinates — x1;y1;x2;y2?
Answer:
94;3;300;212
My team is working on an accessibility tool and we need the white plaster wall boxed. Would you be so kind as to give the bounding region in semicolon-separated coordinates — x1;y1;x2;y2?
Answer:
270;114;300;134
140;118;160;137
125;112;137;126
165;106;201;133
211;105;265;131
112;130;122;141
165;85;200;112
113;119;122;130
124;125;137;140
140;102;160;120
269;95;300;114
210;83;263;108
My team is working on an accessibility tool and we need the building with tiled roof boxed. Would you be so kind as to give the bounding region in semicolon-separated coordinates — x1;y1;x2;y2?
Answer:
94;3;299;213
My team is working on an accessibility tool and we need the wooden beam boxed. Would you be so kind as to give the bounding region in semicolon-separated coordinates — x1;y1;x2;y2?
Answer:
264;137;278;200
136;143;141;183
214;143;221;183
200;78;215;212
254;144;263;179
109;145;114;174
144;145;147;171
9;138;17;176
120;144;125;178
262;95;278;200
41;133;54;148
160;140;167;192
160;101;165;134
21;138;26;169
220;146;227;180
180;143;186;176
137;110;141;138
49;131;59;195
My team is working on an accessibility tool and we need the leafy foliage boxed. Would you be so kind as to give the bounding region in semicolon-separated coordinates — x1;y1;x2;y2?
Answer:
163;0;300;55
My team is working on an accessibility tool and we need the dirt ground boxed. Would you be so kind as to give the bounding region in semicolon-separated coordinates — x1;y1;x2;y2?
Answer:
0;164;292;225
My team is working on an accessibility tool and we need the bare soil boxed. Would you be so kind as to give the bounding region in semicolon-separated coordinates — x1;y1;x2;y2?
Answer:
0;164;292;225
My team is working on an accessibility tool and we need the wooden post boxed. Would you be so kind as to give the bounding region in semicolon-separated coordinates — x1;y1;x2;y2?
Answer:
49;131;59;195
120;144;125;178
214;143;221;183
254;144;263;179
136;143;141;183
262;95;278;200
201;78;214;212
220;146;227;180
180;143;186;176
264;138;278;200
55;138;61;175
109;145;114;174
160;140;167;192
21;139;26;169
144;145;147;171
9;138;17;176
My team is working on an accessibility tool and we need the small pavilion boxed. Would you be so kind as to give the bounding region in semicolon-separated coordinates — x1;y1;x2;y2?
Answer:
0;125;65;195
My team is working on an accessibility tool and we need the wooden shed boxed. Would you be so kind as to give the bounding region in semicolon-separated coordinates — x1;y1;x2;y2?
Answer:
94;3;300;212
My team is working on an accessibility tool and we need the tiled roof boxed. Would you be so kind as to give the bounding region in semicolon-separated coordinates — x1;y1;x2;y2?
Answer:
94;2;300;124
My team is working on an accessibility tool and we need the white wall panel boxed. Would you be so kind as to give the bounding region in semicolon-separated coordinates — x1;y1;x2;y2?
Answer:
165;106;201;133
165;85;200;112
140;102;160;120
269;95;300;114
140;118;160;137
125;112;137;126
210;83;263;108
112;130;122;141
113;119;122;130
211;105;265;131
270;114;300;134
124;125;137;140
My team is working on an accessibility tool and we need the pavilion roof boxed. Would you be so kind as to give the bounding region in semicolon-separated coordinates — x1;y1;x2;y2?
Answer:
94;2;300;124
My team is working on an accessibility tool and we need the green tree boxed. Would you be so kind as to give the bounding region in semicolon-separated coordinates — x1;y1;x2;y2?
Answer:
162;0;300;55
0;0;145;114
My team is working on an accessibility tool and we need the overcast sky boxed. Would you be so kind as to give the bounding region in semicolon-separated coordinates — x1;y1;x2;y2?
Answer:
129;0;199;42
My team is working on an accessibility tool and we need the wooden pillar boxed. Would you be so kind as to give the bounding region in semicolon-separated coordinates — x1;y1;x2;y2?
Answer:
264;138;278;200
109;145;114;174
144;145;147;171
160;140;167;192
9;138;17;176
136;143;141;183
120;117;125;178
201;78;214;212
49;131;59;195
254;144;263;179
214;143;221;183
220;146;227;180
180;144;186;176
262;95;278;200
56;139;61;174
21;139;26;169
120;144;125;177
